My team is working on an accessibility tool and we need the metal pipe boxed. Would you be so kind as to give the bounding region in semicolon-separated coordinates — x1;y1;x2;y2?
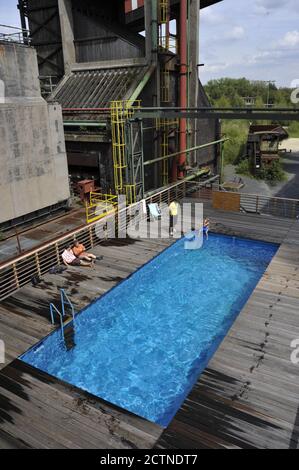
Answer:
0;23;28;32
220;141;225;184
63;108;110;112
144;138;229;166
186;0;191;153
134;106;298;112
129;65;156;102
63;121;106;127
176;0;188;181
145;173;220;198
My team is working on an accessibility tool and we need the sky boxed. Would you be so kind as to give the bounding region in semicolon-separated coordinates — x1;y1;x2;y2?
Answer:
200;0;299;87
0;0;298;88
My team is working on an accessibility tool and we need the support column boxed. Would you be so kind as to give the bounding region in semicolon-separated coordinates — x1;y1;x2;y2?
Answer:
144;0;156;64
176;0;188;180
189;0;200;165
58;0;76;74
145;0;160;189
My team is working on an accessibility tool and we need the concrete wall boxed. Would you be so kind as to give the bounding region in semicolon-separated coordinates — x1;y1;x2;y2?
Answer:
0;42;70;225
0;43;41;101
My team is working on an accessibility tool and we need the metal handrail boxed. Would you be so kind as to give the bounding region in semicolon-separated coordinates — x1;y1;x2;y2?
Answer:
0;24;31;45
49;290;75;338
50;303;64;338
60;289;75;323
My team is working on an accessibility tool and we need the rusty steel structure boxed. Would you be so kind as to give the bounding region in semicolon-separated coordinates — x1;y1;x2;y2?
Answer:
18;0;222;198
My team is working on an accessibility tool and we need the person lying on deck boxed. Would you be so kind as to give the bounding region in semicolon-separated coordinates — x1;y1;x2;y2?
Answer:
62;246;93;267
72;240;97;262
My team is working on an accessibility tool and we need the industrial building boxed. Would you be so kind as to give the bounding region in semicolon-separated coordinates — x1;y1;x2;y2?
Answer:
1;1;299;452
246;124;289;172
17;0;222;202
0;38;70;230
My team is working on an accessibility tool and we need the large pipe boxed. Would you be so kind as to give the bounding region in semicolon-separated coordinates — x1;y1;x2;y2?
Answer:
145;138;229;166
173;0;188;181
63;108;110;112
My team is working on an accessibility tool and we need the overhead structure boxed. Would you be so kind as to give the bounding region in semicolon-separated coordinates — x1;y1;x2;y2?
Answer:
20;0;223;201
177;0;187;180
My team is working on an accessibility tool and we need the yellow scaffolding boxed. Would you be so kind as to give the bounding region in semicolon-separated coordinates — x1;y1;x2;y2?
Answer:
85;193;118;224
124;184;137;206
156;118;179;186
157;0;172;183
158;0;169;24
161;69;170;103
110;100;141;201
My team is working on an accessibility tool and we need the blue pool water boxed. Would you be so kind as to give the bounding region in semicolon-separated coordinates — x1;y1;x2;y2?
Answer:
21;235;278;426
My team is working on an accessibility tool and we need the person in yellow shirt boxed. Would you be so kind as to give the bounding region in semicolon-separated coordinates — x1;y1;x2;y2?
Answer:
169;200;179;236
203;218;210;239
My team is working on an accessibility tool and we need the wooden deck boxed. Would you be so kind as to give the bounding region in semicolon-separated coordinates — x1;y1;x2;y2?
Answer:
0;206;299;449
0;237;172;449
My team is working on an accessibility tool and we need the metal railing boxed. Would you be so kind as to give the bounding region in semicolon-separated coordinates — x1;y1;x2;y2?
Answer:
0;179;196;302
50;303;65;337
0;24;31;45
86;193;118;224
239;193;299;219
0;177;298;303
50;289;75;338
60;289;75;323
39;76;58;97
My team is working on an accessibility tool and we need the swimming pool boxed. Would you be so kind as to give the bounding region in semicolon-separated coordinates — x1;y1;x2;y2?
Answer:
21;234;278;427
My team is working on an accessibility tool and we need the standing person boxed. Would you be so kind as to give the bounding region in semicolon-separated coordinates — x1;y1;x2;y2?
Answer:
203;218;210;239
62;246;93;268
169;200;179;236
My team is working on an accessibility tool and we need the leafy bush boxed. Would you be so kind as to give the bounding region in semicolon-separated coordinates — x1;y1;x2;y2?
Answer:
236;158;286;184
236;158;252;177
257;160;287;185
288;122;299;138
205;78;294;108
222;120;249;165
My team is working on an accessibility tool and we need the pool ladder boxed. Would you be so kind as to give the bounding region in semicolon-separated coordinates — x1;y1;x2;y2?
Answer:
50;289;75;339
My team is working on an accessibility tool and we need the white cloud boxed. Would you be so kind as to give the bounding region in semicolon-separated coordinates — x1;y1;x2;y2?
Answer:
280;30;299;47
204;62;230;73
200;0;299;86
201;8;224;25
254;0;288;14
226;26;245;40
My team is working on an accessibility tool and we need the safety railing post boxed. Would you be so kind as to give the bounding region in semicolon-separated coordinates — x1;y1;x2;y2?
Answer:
55;243;60;265
60;289;66;318
13;263;20;289
89;227;94;248
35;253;41;277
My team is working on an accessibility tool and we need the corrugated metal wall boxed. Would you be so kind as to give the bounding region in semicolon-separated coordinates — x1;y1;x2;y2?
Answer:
73;7;144;63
